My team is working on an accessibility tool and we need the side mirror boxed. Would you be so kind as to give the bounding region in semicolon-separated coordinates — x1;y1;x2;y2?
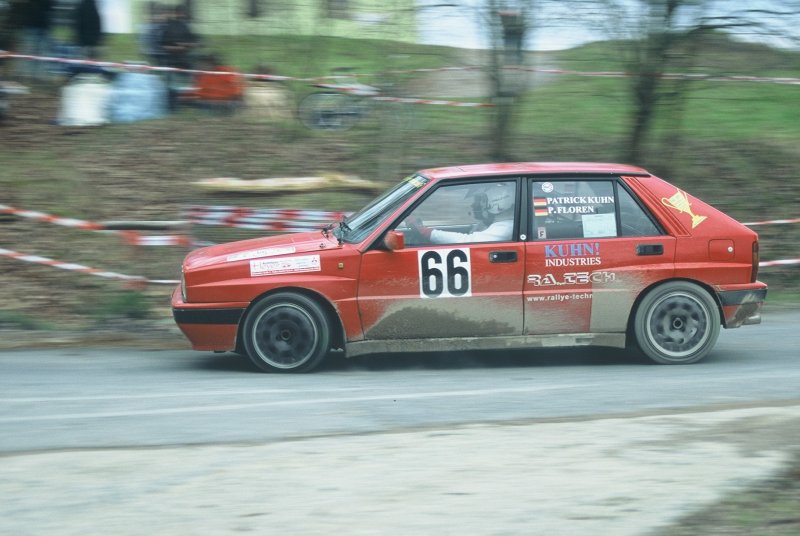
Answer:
384;230;405;251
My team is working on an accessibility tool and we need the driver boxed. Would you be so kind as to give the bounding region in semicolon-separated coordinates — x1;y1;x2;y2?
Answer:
408;182;515;244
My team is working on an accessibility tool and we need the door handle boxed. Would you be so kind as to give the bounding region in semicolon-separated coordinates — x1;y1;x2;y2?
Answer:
490;251;517;263
636;244;664;256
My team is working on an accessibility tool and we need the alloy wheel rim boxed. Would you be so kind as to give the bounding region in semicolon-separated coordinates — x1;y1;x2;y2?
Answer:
252;303;318;369
645;292;710;359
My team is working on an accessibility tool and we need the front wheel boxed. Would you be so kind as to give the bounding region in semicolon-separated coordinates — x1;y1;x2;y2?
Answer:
242;293;331;373
632;281;720;364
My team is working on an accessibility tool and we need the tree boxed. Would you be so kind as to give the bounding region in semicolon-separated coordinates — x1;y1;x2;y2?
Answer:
601;0;800;163
485;0;533;159
418;1;536;160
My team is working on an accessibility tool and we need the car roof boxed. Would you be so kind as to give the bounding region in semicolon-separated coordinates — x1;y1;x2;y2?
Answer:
419;162;651;180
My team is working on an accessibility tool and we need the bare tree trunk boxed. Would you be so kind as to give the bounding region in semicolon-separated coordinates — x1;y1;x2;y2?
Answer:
487;1;528;161
625;75;657;163
623;0;680;163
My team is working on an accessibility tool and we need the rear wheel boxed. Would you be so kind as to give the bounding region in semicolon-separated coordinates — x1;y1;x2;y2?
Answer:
242;293;330;373
632;281;720;364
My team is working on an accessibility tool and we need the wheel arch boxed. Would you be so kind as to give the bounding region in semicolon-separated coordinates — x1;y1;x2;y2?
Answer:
626;277;724;338
235;286;346;354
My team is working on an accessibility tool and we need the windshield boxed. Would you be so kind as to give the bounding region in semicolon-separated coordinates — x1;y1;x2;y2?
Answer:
335;174;429;243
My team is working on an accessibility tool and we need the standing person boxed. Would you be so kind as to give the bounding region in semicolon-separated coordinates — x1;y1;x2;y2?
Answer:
138;2;166;66
74;0;103;60
160;5;197;70
18;0;53;79
159;5;199;109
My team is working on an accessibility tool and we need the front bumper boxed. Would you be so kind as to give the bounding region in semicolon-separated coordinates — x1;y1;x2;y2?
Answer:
717;284;768;328
171;286;247;351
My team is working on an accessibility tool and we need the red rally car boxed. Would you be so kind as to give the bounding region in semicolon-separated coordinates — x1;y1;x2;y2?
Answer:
172;162;766;372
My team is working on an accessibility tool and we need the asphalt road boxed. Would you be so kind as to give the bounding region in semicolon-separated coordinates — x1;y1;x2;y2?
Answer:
1;308;798;454
1;309;799;535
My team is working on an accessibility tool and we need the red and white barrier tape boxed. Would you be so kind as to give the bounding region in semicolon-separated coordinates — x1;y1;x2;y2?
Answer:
119;233;192;247
185;205;350;232
1;203;189;246
0;51;494;107
379;64;800;86
6;48;799;87
0;247;178;284
744;217;800;227
0;202;104;231
759;258;800;268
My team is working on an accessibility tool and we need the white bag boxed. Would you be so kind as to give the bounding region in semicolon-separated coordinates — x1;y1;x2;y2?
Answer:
58;74;111;126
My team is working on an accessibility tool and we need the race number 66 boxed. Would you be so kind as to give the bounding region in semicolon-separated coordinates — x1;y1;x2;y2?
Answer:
418;248;472;298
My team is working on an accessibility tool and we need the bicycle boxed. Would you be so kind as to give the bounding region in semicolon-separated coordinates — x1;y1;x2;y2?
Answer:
297;68;407;131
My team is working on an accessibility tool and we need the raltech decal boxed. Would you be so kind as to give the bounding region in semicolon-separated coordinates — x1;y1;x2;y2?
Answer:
661;189;707;228
418;248;472;298
544;242;601;267
527;271;616;286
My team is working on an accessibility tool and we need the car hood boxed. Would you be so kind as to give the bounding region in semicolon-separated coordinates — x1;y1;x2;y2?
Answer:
184;231;342;270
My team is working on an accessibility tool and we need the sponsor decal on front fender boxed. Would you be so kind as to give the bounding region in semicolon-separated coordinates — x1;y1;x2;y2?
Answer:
418;248;472;298
250;254;321;276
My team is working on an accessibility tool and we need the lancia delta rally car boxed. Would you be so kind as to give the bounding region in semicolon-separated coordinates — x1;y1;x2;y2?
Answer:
172;162;766;372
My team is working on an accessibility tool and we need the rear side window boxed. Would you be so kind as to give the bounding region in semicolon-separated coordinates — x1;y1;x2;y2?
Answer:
618;186;661;236
531;180;617;240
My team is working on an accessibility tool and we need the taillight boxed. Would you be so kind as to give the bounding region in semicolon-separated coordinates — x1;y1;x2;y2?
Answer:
751;240;759;283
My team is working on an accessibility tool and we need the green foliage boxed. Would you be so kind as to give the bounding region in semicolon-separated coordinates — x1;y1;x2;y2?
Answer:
94;291;153;320
0;310;54;330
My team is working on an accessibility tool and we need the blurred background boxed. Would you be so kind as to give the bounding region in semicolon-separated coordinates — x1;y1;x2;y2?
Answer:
0;0;798;333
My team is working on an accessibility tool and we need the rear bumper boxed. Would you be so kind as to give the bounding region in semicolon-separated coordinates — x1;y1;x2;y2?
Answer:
717;283;767;328
171;285;246;351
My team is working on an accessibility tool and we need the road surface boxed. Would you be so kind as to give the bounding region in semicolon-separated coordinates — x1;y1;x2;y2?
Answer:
1;308;798;535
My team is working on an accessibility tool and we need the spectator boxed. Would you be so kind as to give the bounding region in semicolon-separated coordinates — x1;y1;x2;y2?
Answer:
159;5;199;109
18;0;54;80
185;53;244;112
138;2;166;66
160;5;198;70
74;0;103;60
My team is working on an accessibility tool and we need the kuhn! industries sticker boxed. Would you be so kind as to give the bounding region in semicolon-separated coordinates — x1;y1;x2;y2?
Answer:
228;246;296;262
544;242;602;267
250;254;320;276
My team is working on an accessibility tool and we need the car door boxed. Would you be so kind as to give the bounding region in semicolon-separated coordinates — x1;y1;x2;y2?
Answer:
524;177;676;335
358;178;525;340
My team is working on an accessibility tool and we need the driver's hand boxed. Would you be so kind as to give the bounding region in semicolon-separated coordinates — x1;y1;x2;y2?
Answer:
406;215;424;230
406;215;432;240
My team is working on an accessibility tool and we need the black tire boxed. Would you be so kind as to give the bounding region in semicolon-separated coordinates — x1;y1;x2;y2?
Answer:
297;92;364;130
632;281;720;364
242;293;331;373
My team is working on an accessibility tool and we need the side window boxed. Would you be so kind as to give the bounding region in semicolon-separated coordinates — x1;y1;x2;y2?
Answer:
618;186;662;237
531;180;617;240
394;180;517;246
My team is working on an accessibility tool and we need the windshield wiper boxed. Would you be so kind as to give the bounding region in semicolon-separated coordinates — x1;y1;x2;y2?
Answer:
336;218;351;245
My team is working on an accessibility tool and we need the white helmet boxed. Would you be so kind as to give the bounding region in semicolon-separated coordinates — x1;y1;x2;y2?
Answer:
484;182;515;215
